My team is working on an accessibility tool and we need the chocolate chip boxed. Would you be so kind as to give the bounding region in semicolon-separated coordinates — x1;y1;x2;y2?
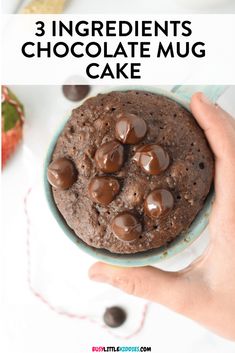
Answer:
103;306;127;328
144;189;174;219
95;141;124;173
47;158;77;190
133;144;170;175
88;176;120;205
115;113;147;144
62;85;90;102
111;212;142;241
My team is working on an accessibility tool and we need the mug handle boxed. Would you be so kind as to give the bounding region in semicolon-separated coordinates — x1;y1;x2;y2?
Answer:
171;85;228;103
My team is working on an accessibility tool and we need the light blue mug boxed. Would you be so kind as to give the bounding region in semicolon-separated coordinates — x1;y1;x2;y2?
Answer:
44;85;227;267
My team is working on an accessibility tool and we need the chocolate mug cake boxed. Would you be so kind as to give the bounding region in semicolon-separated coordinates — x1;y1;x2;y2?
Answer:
47;90;214;254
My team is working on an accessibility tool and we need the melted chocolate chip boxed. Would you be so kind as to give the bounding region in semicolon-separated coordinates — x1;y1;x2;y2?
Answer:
103;307;127;328
62;85;90;102
133;144;170;175
115;113;147;144
144;189;174;219
88;176;120;205
47;158;77;190
111;212;142;241
95;141;124;173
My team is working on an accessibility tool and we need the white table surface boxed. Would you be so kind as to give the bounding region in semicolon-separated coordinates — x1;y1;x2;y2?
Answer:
1;0;235;352
2;0;235;14
1;85;235;353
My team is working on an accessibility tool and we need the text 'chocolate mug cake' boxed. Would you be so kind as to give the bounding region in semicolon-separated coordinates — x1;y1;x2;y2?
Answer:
47;90;214;254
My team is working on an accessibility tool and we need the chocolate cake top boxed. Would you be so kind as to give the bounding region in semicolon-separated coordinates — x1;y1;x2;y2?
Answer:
48;90;214;254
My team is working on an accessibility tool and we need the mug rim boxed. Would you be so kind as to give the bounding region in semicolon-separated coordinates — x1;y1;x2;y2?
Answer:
43;86;214;267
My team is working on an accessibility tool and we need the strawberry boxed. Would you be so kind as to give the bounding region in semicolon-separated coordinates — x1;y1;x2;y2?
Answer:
1;86;24;169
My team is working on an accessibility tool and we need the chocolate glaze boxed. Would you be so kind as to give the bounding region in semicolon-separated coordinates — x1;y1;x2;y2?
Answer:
95;140;124;173
133;144;170;175
144;189;174;219
47;157;77;190
88;176;120;205
111;212;142;241
115;113;147;144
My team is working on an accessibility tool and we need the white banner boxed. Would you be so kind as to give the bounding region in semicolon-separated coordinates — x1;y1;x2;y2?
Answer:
2;14;235;85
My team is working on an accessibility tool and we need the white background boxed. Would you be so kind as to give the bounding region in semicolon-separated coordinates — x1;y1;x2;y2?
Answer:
2;0;235;14
1;0;235;352
2;14;235;85
1;85;235;353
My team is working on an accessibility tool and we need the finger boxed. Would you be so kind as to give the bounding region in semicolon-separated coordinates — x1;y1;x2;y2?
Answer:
190;92;235;162
190;93;235;209
89;262;207;315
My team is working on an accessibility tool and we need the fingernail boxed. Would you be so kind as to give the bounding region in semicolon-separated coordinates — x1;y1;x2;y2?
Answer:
199;93;213;105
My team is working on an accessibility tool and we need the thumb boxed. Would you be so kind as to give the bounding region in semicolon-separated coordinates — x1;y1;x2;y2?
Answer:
190;92;235;211
89;262;206;315
190;92;235;162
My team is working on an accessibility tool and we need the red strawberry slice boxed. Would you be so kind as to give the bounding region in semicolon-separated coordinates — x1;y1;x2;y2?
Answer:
1;86;24;169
